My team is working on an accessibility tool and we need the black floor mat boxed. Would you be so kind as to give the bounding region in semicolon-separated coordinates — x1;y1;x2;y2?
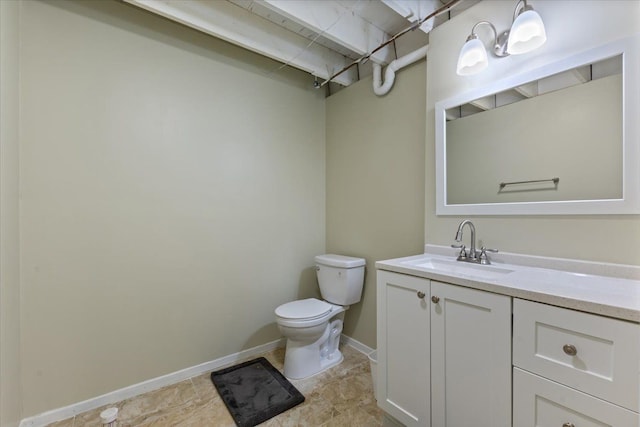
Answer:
210;357;305;427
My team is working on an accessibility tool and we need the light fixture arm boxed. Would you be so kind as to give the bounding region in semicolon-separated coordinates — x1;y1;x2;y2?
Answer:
512;0;531;21
468;21;510;58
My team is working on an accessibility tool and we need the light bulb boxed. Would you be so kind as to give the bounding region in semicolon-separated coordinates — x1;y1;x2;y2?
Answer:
507;9;547;55
457;37;489;76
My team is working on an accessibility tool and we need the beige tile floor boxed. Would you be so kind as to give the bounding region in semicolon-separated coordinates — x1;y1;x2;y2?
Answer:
47;345;383;426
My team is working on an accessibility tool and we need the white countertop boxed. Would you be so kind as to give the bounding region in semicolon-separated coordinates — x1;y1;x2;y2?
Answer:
376;250;640;323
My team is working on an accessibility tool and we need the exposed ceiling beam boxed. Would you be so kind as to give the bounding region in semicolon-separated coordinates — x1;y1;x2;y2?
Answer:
258;0;396;65
381;0;438;33
513;82;539;98
538;66;591;94
124;0;358;86
469;95;496;111
381;0;415;19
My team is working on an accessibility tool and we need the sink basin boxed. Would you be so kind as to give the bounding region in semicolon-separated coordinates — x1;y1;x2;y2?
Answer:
404;257;514;279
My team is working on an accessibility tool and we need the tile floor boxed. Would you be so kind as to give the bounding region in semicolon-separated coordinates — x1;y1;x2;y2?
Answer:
47;345;383;426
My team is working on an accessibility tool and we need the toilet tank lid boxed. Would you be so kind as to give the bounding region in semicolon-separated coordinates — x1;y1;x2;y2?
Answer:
315;254;365;268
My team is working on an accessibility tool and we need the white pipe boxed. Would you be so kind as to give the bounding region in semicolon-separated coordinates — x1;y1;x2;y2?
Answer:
372;45;429;96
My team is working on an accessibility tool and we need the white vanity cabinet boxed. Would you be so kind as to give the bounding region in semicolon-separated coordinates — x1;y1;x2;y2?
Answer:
376;270;431;427
377;251;640;427
377;270;512;427
513;299;640;427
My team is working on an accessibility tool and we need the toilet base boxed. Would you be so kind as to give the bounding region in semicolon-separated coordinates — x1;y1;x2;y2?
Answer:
283;319;344;380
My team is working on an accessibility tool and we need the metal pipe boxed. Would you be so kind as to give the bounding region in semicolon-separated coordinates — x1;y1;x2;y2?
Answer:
319;0;463;87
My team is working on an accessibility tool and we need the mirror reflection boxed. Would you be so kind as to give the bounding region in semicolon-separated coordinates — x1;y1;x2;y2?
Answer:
445;55;622;205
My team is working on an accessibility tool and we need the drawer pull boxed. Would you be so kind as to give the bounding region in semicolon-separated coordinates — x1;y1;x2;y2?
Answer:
563;344;578;356
562;423;575;427
431;296;440;304
417;291;425;299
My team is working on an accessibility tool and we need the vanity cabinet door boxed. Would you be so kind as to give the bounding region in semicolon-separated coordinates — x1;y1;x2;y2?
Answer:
377;271;430;427
430;281;512;427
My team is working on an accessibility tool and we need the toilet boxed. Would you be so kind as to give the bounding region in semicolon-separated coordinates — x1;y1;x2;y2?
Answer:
275;254;365;379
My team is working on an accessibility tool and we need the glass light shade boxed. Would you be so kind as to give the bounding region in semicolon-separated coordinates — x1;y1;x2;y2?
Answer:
506;9;547;55
456;37;488;76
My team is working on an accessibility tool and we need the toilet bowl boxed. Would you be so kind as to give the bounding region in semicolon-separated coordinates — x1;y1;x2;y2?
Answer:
275;254;365;379
276;298;346;379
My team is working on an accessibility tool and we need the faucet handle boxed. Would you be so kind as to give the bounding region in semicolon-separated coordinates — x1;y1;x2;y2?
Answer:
478;246;498;265
451;244;467;260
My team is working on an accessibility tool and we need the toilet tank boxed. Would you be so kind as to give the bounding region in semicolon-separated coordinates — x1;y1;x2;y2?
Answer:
315;254;365;306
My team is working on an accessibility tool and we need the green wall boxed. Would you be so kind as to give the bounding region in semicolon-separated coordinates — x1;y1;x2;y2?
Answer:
326;62;427;348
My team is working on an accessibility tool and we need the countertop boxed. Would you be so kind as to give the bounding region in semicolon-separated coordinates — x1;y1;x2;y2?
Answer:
376;250;640;323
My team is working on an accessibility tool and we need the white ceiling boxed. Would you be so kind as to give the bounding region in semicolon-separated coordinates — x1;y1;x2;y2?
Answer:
124;0;479;88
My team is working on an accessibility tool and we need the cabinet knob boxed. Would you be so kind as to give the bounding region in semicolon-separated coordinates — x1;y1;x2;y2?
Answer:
563;344;578;356
417;291;425;299
431;296;440;304
562;423;575;427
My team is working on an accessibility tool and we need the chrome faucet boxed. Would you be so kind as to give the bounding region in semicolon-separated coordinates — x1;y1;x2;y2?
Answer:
454;220;477;260
452;220;498;265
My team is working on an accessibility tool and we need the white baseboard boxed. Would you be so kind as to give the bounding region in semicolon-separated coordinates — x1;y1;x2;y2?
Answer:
19;338;285;427
19;334;373;427
340;334;375;356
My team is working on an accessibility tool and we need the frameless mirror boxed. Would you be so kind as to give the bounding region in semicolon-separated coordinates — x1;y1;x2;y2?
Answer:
435;35;640;215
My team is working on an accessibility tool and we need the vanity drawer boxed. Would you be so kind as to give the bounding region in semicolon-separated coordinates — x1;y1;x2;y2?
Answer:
513;299;640;411
513;368;639;427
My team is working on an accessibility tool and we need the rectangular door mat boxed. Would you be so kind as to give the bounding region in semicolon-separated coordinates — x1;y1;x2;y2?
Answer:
210;357;305;427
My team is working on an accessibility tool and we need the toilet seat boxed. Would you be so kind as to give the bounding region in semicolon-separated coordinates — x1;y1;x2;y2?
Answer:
275;298;339;328
276;298;331;320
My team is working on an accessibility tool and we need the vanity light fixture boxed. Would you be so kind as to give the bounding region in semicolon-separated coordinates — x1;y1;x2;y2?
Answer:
456;0;546;76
